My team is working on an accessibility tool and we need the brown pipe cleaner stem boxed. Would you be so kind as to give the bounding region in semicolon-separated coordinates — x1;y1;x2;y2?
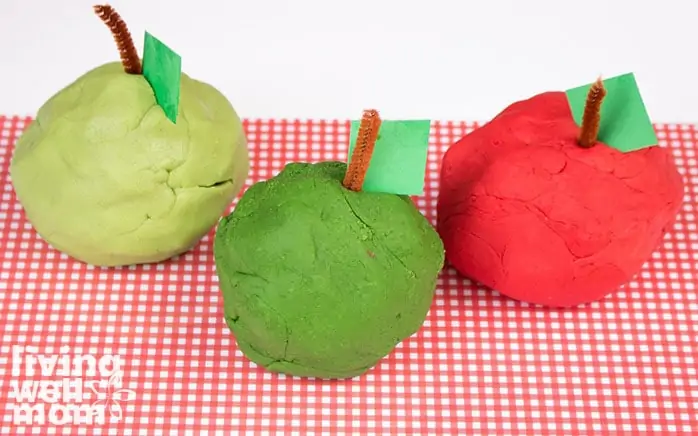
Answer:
577;77;607;148
343;110;382;191
93;4;142;74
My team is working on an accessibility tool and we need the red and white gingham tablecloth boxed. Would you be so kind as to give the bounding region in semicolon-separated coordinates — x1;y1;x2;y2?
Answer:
0;116;696;435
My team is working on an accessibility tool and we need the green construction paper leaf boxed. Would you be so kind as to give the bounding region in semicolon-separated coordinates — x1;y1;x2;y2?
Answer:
142;31;181;123
565;72;657;152
347;119;431;195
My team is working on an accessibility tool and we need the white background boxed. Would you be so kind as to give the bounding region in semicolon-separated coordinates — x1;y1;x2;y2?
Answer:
1;0;697;123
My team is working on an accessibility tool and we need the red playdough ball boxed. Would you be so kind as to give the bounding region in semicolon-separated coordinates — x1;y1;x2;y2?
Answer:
437;91;684;307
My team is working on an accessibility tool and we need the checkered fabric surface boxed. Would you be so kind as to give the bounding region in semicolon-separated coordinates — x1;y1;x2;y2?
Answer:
0;115;696;435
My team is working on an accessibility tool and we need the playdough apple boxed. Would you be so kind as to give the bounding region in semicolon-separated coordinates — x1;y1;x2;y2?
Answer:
437;88;684;307
9;6;249;267
214;111;444;379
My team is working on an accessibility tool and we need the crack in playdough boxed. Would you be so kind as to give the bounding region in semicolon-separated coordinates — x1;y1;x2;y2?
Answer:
117;107;234;236
127;103;159;132
224;286;291;363
465;229;505;267
479;192;611;261
257;293;291;361
309;231;320;262
235;331;376;377
231;270;270;283
240;339;296;367
117;168;231;239
558;149;647;195
198;179;233;188
255;297;292;362
339;190;416;278
223;267;291;363
114;214;153;237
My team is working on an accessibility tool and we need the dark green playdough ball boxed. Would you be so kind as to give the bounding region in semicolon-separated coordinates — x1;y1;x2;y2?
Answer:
213;161;444;379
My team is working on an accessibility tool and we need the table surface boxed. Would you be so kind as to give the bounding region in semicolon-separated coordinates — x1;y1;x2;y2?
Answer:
0;116;697;435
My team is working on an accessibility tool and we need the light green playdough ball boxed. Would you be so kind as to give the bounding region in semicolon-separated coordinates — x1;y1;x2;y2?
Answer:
10;62;249;267
213;161;445;379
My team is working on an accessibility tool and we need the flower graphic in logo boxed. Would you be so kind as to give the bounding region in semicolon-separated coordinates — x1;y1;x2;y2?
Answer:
89;370;136;421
